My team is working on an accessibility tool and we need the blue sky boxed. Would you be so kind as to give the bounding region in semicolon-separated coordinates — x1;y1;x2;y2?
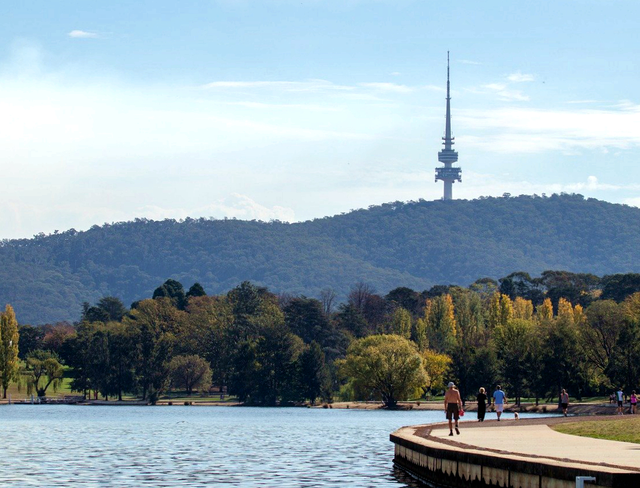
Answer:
1;0;639;238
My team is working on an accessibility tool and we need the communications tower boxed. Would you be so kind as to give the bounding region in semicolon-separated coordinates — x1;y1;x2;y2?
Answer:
435;52;461;200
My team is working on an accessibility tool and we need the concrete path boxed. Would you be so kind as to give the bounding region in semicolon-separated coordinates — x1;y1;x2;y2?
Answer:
427;418;640;472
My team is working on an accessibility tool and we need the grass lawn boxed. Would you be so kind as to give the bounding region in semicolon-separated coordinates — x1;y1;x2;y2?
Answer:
552;416;640;444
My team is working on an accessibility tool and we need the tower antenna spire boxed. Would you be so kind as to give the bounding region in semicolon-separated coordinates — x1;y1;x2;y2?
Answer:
435;51;461;200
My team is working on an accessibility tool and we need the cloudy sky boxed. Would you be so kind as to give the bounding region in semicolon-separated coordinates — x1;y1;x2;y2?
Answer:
1;0;639;239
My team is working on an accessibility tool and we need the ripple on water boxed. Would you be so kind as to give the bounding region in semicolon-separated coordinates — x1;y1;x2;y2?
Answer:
1;405;538;487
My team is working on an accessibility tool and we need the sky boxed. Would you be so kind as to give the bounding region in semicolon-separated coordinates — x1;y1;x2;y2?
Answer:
1;0;639;239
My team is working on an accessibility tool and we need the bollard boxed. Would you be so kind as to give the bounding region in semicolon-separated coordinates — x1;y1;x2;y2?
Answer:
576;476;596;488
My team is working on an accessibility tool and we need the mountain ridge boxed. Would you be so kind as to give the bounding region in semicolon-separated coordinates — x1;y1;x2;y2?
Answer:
2;193;639;324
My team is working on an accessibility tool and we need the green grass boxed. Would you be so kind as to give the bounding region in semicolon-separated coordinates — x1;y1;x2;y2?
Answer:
552;416;640;444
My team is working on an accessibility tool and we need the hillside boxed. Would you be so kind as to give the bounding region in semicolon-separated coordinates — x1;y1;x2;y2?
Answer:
2;193;640;324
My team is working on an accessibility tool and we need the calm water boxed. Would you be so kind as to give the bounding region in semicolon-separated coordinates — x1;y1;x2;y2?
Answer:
0;405;536;487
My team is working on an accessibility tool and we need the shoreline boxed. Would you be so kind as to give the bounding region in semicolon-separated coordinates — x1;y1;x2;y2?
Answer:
0;398;625;415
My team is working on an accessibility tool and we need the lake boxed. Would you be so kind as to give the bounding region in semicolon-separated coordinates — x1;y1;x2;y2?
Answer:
0;405;536;487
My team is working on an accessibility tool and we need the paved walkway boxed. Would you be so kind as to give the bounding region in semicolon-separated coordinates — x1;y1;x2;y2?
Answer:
425;418;640;472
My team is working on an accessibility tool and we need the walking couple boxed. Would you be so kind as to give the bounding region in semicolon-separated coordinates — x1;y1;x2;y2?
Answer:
476;385;507;421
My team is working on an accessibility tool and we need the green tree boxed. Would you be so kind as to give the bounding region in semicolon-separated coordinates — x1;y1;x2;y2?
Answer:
424;294;457;354
295;341;326;404
388;307;412;339
169;354;212;395
17;325;44;359
0;305;20;398
494;319;534;405
184;295;234;390
153;279;187;310
186;282;207;299
125;298;180;402
580;300;624;384
339;334;428;408
23;350;64;398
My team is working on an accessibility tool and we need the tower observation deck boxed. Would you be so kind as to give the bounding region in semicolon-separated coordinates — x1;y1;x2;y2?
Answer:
435;52;461;200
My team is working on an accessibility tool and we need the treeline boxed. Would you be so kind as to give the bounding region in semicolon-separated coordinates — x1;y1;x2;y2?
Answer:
4;193;640;325
8;270;640;406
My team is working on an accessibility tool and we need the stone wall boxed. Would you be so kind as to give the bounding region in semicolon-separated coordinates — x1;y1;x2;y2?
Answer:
391;427;639;488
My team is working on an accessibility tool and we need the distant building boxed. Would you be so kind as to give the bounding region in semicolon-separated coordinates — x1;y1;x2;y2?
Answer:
435;52;462;200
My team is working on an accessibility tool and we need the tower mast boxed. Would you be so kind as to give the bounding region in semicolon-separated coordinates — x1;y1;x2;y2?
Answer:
435;51;461;200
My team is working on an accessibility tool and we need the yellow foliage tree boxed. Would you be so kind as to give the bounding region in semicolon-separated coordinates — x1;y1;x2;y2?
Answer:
557;298;575;326
513;297;534;321
422;349;452;396
487;293;513;328
536;298;554;322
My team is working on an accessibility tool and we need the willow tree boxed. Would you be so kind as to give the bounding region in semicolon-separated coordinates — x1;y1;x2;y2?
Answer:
340;334;427;408
0;305;20;398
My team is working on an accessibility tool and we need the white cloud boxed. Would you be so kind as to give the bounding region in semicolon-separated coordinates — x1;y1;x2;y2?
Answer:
389;71;401;76
482;83;530;102
202;79;354;92
623;197;640;208
359;82;413;93
457;102;640;153
459;59;482;65
138;194;295;223
223;101;341;112
565;100;601;104
68;30;99;39
507;71;535;83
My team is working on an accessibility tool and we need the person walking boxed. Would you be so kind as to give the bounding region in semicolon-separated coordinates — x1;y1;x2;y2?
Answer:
493;385;507;421
560;389;569;417
630;390;637;414
477;387;487;422
616;387;624;415
444;382;463;436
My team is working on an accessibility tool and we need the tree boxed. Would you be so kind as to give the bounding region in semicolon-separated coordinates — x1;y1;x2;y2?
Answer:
184;295;234;390
494;319;534;405
386;287;420;314
513;297;534;321
319;288;337;316
296;341;326;404
186;283;206;299
284;297;331;345
17;325;44;359
228;301;303;405
153;279;187;310
169;355;212;395
0;305;20;398
580;300;624;383
125;298;180;402
424;294;457;354
339;334;428;408
487;293;512;329
388;307;412;339
422;349;451;398
23;350;64;398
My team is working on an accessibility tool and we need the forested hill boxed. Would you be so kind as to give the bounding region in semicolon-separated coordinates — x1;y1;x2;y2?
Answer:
2;193;640;324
